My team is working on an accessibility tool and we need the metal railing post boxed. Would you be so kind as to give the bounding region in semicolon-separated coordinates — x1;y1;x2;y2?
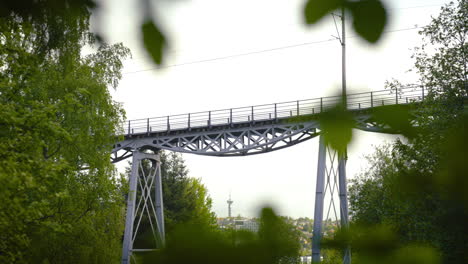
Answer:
147;118;150;135
230;109;233;125
128;120;131;135
396;90;398;105
274;104;277;120
297;100;300;116
251;106;254;122
320;98;323;112
208;111;211;126
167;116;170;131
371;92;373;108
188;113;191;129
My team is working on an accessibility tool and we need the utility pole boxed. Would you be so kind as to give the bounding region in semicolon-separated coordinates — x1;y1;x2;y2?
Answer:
312;8;351;264
340;7;351;264
341;7;347;106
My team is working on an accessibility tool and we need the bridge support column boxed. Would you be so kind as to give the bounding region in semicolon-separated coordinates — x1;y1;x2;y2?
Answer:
312;136;326;263
339;153;351;264
312;135;350;263
122;149;165;264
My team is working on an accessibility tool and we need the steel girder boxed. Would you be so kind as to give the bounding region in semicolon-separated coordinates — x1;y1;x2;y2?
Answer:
111;107;419;162
112;121;320;158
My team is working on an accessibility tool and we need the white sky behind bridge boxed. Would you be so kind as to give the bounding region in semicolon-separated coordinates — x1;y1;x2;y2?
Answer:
93;0;451;218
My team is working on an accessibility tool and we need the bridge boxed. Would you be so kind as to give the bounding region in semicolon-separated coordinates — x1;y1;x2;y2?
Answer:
115;86;426;264
112;86;425;160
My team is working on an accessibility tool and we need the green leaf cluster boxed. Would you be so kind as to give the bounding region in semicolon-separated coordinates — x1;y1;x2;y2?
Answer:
311;2;468;263
330;2;468;263
160;151;217;232
142;207;301;264
303;0;387;43
318;104;355;155
0;5;130;263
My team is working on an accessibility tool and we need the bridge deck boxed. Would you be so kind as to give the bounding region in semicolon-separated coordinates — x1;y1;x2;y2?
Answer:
122;86;425;137
111;86;425;159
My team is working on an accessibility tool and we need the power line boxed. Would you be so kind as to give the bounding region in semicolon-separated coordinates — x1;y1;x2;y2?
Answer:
123;39;335;74
388;3;445;11
123;25;426;75
122;4;444;64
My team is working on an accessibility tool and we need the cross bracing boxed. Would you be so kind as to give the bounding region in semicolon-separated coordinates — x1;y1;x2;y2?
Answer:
112;85;425;160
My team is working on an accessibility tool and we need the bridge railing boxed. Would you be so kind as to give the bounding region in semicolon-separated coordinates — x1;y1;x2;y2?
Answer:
123;86;425;135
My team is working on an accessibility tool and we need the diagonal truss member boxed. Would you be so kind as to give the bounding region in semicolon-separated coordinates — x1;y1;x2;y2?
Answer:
312;136;350;263
122;150;165;264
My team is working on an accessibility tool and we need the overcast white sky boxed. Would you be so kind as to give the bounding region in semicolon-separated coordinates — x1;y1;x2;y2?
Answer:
93;0;451;218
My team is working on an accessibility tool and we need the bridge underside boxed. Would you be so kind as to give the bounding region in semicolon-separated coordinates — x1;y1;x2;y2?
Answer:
112;119;320;162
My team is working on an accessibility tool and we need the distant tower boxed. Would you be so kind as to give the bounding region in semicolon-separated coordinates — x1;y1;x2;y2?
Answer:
227;193;233;218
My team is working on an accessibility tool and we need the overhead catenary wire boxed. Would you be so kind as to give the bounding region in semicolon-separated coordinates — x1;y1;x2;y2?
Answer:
123;38;335;74
122;3;445;63
123;25;427;75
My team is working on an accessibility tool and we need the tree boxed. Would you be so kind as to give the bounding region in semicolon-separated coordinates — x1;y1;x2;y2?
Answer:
412;0;467;96
344;2;467;263
160;151;217;232
0;4;130;263
143;207;301;264
258;208;302;264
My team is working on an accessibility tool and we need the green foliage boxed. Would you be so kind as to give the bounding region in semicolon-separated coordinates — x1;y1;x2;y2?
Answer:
319;104;355;155
304;0;343;24
258;208;302;263
324;224;441;264
346;0;387;43
324;1;467;263
370;104;418;138
141;20;167;66
0;5;130;263
142;207;301;264
303;0;388;43
160;151;217;232
345;128;466;263
412;0;467;94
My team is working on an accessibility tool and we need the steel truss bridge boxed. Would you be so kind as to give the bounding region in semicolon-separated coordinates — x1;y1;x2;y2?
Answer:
115;86;426;264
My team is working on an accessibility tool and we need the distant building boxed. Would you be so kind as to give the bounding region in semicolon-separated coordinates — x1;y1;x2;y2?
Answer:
300;256;312;264
217;218;233;229
234;219;259;232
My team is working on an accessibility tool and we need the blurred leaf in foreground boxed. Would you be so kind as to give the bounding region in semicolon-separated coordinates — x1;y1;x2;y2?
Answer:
142;207;301;264
371;105;418;138
319;104;355;154
142;20;167;65
304;0;342;24
323;224;440;264
303;0;388;43
347;0;387;43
